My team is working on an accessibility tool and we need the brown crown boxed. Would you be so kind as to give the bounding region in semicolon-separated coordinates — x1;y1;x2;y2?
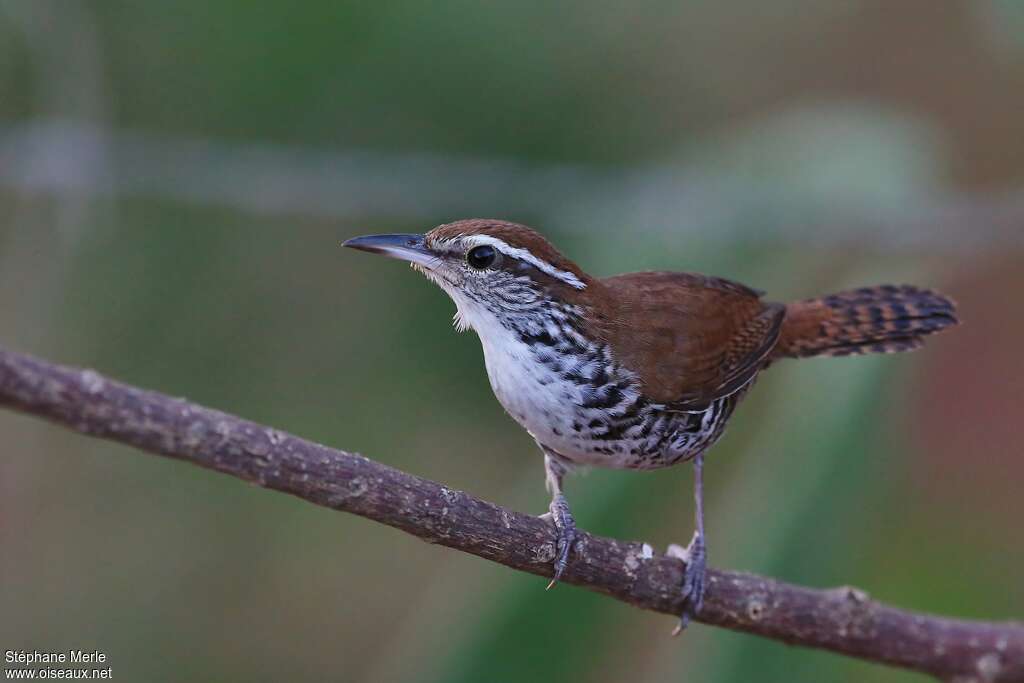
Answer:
427;219;588;283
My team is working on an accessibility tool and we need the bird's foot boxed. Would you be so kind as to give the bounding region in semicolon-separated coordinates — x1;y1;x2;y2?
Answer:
539;492;577;590
667;533;706;635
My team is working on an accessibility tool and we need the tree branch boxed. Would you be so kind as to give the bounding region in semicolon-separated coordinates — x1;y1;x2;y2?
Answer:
1;346;1021;682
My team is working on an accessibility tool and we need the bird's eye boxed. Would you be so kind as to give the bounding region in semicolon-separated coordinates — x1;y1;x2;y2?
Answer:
466;245;498;269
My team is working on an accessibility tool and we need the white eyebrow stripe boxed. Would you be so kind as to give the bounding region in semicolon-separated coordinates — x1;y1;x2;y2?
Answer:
463;235;587;290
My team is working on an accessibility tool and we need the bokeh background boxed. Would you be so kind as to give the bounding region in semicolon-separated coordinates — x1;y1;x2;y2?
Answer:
2;2;1023;681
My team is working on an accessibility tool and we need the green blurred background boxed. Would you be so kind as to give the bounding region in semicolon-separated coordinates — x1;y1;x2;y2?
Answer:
2;2;1023;681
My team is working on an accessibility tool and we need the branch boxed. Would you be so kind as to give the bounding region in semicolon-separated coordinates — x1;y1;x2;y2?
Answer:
1;346;1021;683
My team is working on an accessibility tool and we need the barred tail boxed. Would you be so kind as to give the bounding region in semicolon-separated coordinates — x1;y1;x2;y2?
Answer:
774;285;959;360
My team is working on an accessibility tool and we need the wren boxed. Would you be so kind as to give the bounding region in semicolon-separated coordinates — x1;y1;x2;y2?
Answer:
344;219;958;631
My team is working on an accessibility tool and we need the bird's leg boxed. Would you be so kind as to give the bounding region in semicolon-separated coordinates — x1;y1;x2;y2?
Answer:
538;449;577;590
668;453;707;635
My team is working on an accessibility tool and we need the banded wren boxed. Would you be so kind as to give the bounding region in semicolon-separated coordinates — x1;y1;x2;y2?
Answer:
344;219;958;631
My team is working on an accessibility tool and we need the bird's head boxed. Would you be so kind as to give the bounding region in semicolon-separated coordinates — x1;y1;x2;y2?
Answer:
344;219;591;333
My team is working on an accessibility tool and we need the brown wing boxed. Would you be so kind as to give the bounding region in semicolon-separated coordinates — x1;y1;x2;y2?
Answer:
594;272;784;410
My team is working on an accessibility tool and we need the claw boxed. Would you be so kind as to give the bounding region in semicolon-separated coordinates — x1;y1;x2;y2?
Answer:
671;453;708;634
545;492;576;589
670;533;706;634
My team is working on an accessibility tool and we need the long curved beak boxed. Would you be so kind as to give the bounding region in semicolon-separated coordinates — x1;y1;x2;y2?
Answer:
342;233;437;268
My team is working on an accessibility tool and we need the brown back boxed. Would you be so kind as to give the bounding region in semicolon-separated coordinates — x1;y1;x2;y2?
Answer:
594;272;785;410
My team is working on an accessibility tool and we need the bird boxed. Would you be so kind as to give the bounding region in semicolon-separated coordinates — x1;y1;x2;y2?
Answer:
343;219;959;632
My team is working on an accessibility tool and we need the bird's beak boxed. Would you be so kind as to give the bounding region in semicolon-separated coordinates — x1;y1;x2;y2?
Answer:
342;233;437;269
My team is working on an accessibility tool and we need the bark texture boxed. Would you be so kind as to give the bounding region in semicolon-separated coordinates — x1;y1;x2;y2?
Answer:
1;346;1021;682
